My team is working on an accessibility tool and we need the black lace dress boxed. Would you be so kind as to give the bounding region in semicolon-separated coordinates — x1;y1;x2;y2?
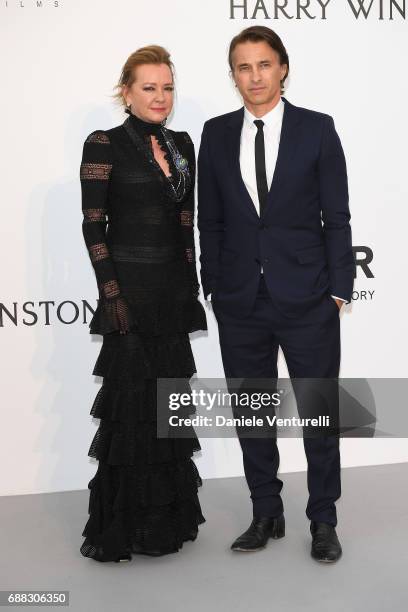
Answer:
79;109;207;561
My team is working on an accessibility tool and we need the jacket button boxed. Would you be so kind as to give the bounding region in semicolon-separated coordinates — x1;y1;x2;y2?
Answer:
264;258;269;263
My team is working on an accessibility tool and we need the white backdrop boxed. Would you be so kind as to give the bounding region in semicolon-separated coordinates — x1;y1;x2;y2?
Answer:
1;0;407;496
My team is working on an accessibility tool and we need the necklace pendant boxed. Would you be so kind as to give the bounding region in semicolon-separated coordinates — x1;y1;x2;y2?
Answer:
175;154;188;172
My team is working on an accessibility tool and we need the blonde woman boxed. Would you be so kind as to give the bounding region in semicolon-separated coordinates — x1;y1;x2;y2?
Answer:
79;46;207;562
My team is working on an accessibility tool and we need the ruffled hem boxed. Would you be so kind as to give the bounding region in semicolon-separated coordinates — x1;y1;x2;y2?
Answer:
88;420;202;466
90;377;196;425
80;460;205;561
81;328;205;561
91;331;197;381
88;296;207;337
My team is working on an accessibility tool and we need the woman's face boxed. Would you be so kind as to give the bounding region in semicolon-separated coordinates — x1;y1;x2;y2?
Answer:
124;63;174;123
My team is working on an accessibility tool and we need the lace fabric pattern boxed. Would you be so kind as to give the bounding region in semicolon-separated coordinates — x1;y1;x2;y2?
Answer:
79;122;207;562
80;124;206;336
178;147;200;296
80;131;130;333
122;117;192;204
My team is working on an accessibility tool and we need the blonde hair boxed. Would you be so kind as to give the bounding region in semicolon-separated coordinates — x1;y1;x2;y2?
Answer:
112;45;175;108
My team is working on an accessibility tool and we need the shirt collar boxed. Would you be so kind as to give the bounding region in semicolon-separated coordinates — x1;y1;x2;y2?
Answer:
244;96;284;130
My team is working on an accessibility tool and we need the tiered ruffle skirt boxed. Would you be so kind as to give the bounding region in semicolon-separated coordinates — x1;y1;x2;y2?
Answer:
80;330;205;561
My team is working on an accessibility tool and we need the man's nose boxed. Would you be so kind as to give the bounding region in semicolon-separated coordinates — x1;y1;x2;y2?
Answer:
252;69;261;82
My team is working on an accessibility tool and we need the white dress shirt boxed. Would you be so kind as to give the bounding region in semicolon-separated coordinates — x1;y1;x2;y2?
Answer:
240;98;284;222
207;97;345;304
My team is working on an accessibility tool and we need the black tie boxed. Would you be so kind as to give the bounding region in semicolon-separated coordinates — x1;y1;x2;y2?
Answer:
254;119;268;216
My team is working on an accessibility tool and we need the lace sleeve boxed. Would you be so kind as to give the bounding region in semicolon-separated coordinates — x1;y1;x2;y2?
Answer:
80;130;130;333
179;133;200;299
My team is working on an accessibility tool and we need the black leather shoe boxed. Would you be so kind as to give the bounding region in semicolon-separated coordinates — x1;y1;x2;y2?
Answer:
310;521;342;562
231;515;285;552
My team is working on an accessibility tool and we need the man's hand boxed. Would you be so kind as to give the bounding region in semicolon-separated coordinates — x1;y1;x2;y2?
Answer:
330;295;347;310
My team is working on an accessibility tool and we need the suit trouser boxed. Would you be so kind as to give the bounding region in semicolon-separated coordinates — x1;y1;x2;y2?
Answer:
212;274;341;526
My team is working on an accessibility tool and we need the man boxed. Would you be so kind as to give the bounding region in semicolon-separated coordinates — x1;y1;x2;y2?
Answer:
197;26;354;562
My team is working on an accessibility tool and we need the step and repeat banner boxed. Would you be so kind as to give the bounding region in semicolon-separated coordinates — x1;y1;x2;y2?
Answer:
1;0;407;495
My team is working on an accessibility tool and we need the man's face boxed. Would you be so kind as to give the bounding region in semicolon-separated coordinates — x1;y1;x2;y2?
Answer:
231;40;287;109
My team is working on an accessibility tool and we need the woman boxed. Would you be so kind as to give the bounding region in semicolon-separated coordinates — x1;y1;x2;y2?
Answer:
79;45;207;562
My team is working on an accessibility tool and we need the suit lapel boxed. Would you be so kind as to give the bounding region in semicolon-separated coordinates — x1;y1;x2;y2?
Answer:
225;96;302;220
264;97;302;218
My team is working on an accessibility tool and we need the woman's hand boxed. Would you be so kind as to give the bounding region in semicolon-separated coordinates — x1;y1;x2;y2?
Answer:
104;296;131;334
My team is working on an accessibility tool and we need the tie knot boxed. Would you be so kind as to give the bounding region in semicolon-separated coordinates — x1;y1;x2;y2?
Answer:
254;119;264;131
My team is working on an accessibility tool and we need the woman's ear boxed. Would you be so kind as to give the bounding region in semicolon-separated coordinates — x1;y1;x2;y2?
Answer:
122;85;129;106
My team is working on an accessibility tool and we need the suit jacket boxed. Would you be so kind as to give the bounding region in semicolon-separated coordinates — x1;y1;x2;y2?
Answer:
197;96;355;318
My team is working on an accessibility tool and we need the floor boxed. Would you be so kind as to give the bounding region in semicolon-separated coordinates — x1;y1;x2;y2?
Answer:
1;463;407;612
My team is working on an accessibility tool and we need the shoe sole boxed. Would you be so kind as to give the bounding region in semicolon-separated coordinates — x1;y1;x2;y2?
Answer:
231;545;267;552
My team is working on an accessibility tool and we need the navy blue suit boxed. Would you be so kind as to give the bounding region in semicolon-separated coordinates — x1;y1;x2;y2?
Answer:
197;97;355;526
197;96;354;316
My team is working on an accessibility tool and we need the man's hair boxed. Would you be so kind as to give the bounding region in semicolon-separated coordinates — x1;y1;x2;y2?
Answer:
228;26;289;93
